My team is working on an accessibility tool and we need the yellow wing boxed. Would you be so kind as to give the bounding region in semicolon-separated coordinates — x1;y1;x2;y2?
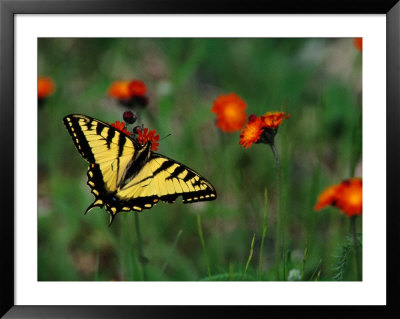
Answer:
115;153;217;211
64;114;217;224
63;114;138;191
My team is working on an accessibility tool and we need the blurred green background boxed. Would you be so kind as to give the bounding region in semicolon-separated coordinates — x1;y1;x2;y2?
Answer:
38;38;362;281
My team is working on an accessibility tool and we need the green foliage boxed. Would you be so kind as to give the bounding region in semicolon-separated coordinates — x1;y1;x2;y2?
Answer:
38;38;362;281
243;234;256;278
332;232;362;281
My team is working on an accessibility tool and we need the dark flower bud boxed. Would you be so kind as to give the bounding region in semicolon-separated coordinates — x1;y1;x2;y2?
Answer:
123;111;137;124
248;114;257;122
133;125;142;134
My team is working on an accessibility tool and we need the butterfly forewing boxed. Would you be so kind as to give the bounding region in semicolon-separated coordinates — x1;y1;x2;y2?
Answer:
63;114;136;191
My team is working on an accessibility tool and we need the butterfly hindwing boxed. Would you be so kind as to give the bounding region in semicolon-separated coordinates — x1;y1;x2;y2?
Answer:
115;153;217;211
63;114;217;223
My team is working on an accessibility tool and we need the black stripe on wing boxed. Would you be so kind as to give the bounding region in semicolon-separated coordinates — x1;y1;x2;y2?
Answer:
63;115;96;163
151;154;217;203
152;160;177;176
63;114;136;164
105;128;115;149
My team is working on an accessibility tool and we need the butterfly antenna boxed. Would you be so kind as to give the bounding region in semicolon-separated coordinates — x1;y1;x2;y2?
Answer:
160;133;172;141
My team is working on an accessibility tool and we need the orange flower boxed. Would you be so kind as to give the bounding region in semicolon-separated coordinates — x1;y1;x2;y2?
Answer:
136;128;160;151
239;112;290;148
353;38;362;51
239;115;264;148
38;76;55;99
211;93;247;132
109;121;131;136
314;184;342;211
129;80;147;97
260;112;290;129
108;81;131;100
314;178;362;217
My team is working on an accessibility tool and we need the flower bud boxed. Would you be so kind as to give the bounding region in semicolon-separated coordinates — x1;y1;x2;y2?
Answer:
123;111;137;124
133;125;142;134
248;114;257;122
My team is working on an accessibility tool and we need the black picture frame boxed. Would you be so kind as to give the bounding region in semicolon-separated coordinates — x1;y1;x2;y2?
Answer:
1;0;399;317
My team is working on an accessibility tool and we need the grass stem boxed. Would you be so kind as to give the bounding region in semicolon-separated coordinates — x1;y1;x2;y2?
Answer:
301;246;308;280
243;234;256;279
197;213;211;278
310;259;322;281
161;229;183;276
135;213;147;281
258;188;268;280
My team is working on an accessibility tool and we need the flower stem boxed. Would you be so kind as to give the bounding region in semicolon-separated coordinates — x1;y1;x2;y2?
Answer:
350;216;361;281
270;143;285;280
135;213;147;281
270;144;281;171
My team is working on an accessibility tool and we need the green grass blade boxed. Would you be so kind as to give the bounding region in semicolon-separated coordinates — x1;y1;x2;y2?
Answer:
301;246;308;280
243;233;256;279
197;214;211;278
161;229;183;275
310;259;322;281
258;188;268;280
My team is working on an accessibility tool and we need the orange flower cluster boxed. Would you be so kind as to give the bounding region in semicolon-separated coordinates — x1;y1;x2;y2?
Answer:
314;178;362;217
109;121;131;136
108;119;160;151
211;93;247;132
353;38;362;52
239;112;290;148
38;76;55;99
262;112;291;129
108;80;147;100
129;80;147;97
108;81;131;100
136;128;160;151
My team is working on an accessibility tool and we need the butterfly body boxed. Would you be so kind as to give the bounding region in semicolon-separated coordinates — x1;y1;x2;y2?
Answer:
63;114;216;223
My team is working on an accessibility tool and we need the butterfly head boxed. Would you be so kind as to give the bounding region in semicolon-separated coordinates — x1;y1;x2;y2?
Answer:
134;126;160;152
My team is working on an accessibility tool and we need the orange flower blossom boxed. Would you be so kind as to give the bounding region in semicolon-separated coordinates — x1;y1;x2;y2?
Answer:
129;80;147;97
108;80;147;99
353;38;362;52
211;93;248;133
136;127;160;151
109;121;131;136
108;81;131;100
239;112;290;148
261;112;290;129
38;76;55;99
314;178;362;217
